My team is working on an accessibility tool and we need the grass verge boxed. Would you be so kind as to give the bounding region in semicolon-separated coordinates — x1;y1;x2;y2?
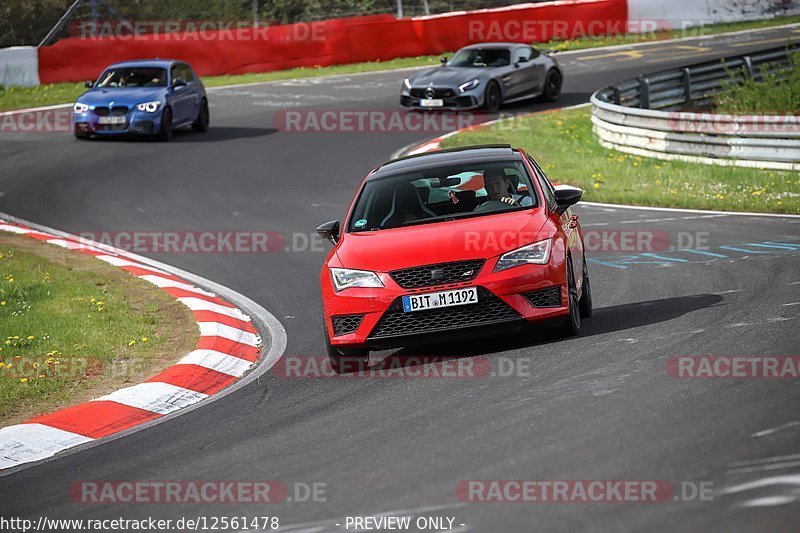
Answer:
1;16;798;112
0;233;198;426
715;50;800;114
438;106;800;214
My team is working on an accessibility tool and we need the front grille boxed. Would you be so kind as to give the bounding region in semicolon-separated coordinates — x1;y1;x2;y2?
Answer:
524;286;562;308
368;287;521;339
390;260;484;289
410;87;456;99
332;314;364;336
93;106;128;116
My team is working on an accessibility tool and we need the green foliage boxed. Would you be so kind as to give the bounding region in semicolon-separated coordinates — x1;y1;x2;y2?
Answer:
716;51;800;115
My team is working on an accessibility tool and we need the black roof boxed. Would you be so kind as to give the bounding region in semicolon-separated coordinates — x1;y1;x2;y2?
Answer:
372;145;520;178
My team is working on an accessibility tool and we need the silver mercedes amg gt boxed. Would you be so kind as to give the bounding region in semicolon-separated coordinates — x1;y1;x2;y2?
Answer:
400;42;563;112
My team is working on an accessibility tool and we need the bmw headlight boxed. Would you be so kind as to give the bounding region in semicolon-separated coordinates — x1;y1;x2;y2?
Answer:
403;78;412;91
331;268;384;291
73;102;89;113
458;79;480;93
136;101;161;113
494;239;552;272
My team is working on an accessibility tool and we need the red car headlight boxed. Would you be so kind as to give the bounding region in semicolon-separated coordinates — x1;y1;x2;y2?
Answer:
494;239;552;272
330;268;384;292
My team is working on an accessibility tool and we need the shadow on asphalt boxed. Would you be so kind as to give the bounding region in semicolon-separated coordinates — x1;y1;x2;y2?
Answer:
373;294;725;367
172;126;277;142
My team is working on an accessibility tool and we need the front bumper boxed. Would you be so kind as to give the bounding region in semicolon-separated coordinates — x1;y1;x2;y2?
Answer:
322;257;569;351
400;94;480;110
72;108;164;136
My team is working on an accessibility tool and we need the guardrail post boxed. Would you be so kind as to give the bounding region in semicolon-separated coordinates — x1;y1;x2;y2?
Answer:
682;68;692;107
743;56;754;77
613;87;621;106
638;76;650;109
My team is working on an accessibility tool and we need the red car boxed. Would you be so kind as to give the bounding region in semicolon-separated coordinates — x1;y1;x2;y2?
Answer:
317;145;591;373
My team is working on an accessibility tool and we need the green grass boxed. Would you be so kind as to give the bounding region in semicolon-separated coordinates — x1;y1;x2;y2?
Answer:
2;15;798;112
0;234;198;424
439;106;800;214
715;51;800;114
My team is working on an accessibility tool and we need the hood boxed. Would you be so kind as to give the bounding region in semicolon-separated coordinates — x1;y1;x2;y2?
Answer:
335;209;547;272
78;88;165;106
409;66;484;87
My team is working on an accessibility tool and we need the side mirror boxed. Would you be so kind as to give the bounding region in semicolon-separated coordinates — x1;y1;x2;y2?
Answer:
316;220;340;245
172;78;187;89
515;57;530;68
554;185;583;214
84;81;94;88
440;57;448;65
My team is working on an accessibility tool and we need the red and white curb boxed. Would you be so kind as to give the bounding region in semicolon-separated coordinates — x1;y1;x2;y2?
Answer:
0;217;286;472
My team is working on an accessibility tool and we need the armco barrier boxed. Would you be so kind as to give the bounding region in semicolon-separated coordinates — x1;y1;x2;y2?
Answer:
591;44;800;171
37;0;627;84
0;46;39;87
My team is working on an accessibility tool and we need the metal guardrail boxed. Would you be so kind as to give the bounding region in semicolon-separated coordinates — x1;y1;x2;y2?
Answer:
590;44;800;171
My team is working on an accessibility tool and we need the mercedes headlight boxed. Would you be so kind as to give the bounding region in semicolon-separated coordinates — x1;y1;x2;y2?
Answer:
331;268;384;291
458;79;480;92
494;239;552;272
403;78;412;91
136;101;161;113
73;102;89;113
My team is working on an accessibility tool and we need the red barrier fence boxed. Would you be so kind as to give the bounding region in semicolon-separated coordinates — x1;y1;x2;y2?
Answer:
38;0;627;84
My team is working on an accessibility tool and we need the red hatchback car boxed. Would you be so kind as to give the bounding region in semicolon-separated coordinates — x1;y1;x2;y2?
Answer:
317;145;592;373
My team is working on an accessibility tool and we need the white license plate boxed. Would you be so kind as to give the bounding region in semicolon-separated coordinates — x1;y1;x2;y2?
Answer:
402;287;478;313
98;116;126;124
419;99;444;107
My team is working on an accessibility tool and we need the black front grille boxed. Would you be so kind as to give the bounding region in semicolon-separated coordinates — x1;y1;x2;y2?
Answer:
524;286;562;308
410;87;456;99
368;287;521;339
332;314;364;336
93;106;128;116
390;260;484;289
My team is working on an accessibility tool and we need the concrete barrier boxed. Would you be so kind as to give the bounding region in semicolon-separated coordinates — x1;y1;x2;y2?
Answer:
0;46;40;87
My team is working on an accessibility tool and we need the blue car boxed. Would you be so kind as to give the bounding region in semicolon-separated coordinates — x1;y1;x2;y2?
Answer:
72;59;209;141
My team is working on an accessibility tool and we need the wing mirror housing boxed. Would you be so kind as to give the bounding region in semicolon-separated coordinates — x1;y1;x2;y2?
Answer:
440;56;448;65
554;185;583;214
84;80;94;88
515;57;530;68
172;78;187;89
316;220;340;245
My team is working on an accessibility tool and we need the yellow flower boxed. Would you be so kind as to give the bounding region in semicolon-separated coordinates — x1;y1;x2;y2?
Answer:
593;183;600;190
0;301;5;306
27;335;34;340
0;362;4;369
20;378;28;383
128;340;136;346
140;337;148;342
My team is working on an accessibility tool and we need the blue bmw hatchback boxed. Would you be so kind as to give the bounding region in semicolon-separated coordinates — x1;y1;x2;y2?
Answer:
72;59;209;141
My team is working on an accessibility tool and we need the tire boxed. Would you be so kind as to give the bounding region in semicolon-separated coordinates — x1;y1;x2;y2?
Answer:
542;69;563;102
74;133;90;140
325;324;369;374
579;257;593;319
556;256;581;337
483;81;501;113
192;99;209;132
157;107;172;142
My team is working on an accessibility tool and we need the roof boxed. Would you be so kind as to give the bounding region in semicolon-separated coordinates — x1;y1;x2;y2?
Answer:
107;59;180;69
372;145;520;178
461;42;526;50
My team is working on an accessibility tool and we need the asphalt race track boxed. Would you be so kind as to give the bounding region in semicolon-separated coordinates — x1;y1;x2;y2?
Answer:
2;25;800;531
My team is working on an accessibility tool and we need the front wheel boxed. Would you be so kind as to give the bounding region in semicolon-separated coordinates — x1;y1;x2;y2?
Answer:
483;81;501;113
556;256;580;337
192;99;209;132
157;107;172;142
74;133;90;140
579;258;593;318
541;69;562;102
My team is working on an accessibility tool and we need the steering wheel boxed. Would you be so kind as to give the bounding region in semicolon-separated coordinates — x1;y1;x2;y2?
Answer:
473;199;516;213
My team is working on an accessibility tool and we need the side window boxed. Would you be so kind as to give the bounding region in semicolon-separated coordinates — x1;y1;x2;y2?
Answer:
181;64;195;82
170;65;181;85
527;155;556;210
529;46;541;60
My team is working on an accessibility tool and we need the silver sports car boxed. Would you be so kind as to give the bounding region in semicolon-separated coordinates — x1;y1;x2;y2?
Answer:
400;42;563;112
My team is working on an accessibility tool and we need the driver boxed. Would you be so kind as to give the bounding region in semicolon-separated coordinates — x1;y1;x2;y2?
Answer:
483;168;532;207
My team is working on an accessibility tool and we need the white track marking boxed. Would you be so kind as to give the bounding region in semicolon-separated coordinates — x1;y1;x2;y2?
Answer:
0;424;93;469
177;296;250;320
199;322;260;346
178;349;253;377
92;382;208;415
95;255;169;275
139;274;216;297
752;421;800;438
0;223;31;234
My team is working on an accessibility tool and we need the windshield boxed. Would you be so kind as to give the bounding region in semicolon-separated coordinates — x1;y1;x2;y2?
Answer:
348;161;537;232
96;67;167;88
447;48;511;68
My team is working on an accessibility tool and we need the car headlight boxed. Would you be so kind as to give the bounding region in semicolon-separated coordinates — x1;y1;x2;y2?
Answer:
494;239;552;272
403;78;412;91
136;101;161;113
73;102;89;113
330;268;384;291
458;79;480;92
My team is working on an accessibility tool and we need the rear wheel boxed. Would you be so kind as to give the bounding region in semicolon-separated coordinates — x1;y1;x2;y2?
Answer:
483;81;501;113
325;325;369;374
542;69;562;102
579;257;593;318
556;256;581;337
157;107;172;142
192;99;209;132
